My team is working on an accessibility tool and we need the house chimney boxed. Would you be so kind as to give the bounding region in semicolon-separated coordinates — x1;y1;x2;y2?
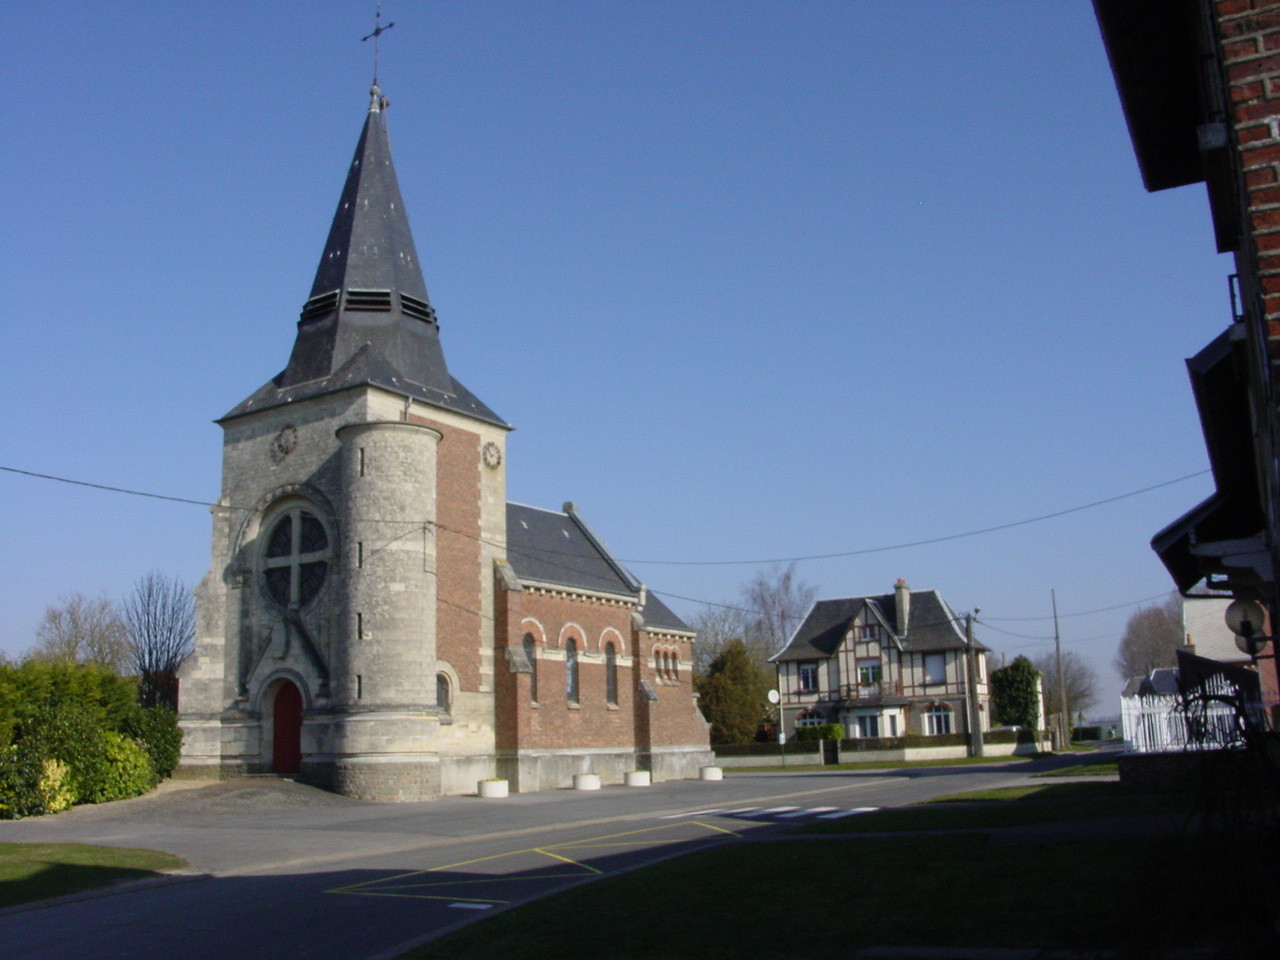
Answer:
894;579;910;636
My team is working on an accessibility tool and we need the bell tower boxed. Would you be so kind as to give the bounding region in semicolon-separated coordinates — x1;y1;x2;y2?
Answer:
179;84;510;801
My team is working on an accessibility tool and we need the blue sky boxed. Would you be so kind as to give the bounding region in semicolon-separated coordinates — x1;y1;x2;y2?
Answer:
0;1;1231;714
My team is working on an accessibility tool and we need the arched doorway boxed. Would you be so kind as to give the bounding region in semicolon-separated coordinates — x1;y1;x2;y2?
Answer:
272;680;303;774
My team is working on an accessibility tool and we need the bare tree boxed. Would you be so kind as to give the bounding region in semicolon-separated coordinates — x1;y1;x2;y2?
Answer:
741;563;817;658
1032;650;1098;727
31;593;131;674
1114;592;1184;680
123;572;195;709
690;603;752;677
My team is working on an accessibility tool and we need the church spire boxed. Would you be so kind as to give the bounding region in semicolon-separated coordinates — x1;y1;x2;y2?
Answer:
223;84;505;428
275;85;454;397
306;84;433;310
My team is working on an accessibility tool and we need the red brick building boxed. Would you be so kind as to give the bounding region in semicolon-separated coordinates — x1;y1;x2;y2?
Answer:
1095;0;1280;698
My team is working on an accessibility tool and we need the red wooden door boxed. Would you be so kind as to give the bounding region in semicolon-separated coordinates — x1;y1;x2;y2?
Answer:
272;681;303;774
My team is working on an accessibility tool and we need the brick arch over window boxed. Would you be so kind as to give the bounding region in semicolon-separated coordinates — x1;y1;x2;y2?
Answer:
521;618;548;647
557;623;587;652
653;647;669;679
599;628;625;658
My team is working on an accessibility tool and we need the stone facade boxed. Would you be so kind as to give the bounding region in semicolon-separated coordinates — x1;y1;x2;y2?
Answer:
177;86;711;799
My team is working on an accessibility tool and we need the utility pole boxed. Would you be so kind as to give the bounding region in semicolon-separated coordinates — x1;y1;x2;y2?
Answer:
1052;589;1069;750
965;612;985;757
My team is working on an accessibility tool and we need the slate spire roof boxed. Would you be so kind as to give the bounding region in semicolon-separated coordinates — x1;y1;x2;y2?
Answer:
223;85;506;426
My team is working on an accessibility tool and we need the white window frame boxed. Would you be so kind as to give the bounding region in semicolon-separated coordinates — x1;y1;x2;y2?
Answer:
926;705;953;736
924;653;947;685
854;713;880;739
798;662;819;693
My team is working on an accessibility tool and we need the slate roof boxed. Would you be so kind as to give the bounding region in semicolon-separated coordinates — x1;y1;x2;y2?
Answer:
637;591;692;634
1122;667;1181;698
772;588;985;663
222;86;506;428
504;502;691;633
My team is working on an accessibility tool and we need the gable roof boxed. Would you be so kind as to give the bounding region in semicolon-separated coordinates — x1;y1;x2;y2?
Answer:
772;588;984;663
504;502;691;635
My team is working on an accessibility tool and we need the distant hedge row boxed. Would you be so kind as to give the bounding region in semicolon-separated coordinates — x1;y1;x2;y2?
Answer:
0;661;181;819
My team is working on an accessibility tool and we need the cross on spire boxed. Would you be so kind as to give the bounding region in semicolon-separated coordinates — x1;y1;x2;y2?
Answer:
362;2;395;85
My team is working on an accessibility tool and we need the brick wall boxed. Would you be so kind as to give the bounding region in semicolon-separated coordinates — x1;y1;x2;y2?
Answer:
1219;1;1280;355
512;590;638;751
407;411;484;691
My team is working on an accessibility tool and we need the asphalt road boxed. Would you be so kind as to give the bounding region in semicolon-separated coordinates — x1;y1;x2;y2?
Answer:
0;755;1096;960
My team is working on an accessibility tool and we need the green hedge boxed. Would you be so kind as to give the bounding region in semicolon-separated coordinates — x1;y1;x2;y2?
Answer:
121;706;182;779
714;741;822;757
984;728;1044;745
793;723;846;742
838;736;909;752
0;662;178;819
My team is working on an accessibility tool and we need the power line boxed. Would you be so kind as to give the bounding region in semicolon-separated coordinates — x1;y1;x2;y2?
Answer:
1;462;1201;627
979;592;1173;622
617;470;1210;566
0;466;215;508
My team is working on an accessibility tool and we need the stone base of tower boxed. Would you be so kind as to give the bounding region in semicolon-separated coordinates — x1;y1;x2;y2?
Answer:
303;756;442;803
309;708;445;802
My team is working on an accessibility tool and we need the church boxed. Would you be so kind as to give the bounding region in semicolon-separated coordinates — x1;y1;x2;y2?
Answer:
177;83;712;801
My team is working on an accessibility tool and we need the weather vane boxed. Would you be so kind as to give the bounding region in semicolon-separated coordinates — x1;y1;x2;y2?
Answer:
362;2;396;85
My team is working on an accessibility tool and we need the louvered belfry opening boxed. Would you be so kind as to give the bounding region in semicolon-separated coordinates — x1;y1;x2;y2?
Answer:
273;84;454;397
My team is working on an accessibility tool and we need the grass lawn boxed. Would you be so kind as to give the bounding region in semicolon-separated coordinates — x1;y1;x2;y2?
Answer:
401;832;1201;960
1034;756;1119;777
795;780;1191;834
727;753;1040;774
403;778;1271;960
0;843;186;909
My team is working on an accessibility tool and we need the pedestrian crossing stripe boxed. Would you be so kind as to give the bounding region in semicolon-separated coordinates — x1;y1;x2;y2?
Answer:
817;806;880;819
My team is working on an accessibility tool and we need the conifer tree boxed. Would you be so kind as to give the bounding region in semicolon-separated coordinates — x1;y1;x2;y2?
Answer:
694;639;770;744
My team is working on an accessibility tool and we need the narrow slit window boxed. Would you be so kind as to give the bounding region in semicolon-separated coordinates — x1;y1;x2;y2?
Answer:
566;638;579;703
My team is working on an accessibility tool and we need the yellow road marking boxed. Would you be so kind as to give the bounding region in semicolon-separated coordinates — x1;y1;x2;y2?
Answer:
327;820;736;901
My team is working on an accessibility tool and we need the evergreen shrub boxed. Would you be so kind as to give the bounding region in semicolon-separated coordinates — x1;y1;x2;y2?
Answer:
89;732;157;802
121;706;182;779
0;662;173;818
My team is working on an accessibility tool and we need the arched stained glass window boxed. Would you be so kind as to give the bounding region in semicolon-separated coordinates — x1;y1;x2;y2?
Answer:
566;638;579;703
605;642;618;705
263;508;330;609
523;633;538;703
